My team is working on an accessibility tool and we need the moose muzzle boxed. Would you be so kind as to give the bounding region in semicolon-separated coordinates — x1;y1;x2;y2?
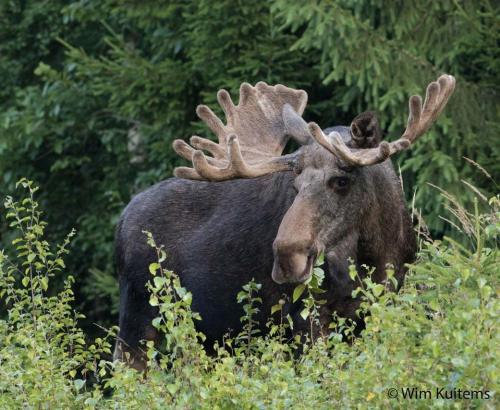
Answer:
271;197;318;284
272;243;317;284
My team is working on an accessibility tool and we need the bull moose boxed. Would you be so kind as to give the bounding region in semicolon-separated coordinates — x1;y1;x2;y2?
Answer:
114;75;455;369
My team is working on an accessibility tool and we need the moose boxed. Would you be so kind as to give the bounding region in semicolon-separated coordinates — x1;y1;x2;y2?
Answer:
114;75;455;369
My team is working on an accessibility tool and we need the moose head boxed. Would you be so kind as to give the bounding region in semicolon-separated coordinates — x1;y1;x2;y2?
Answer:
173;76;455;286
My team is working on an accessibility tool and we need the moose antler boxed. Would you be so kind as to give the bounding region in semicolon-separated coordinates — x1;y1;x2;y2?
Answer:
308;74;456;166
173;82;308;181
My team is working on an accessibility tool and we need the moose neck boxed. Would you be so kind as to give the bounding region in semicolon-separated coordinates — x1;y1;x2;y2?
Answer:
356;162;416;284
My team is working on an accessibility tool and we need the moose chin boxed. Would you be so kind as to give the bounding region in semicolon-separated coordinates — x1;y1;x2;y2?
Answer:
113;76;455;370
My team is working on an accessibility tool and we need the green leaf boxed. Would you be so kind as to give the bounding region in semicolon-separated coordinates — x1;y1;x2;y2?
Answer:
292;284;306;303
313;267;325;283
153;276;167;289
149;262;161;275
271;304;282;315
349;267;357;281
22;277;30;287
55;258;66;268
175;286;187;298
315;252;325;266
300;308;310;320
428;300;440;311
74;379;85;391
41;276;48;291
182;292;192;304
372;284;384;297
480;285;492;300
236;291;246;303
310;287;326;294
167;383;178;395
152;317;162;328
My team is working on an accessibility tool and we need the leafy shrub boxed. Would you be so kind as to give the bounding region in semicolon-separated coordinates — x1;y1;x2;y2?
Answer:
0;179;115;407
0;180;498;408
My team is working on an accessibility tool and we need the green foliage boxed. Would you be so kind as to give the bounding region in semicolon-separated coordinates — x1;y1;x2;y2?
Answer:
144;231;207;368
1;180;498;408
235;279;263;356
0;180;115;408
292;253;327;342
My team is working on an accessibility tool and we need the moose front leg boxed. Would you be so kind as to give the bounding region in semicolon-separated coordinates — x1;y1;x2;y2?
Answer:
114;278;160;371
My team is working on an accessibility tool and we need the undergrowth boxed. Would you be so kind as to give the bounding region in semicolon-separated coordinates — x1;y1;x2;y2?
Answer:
0;179;498;409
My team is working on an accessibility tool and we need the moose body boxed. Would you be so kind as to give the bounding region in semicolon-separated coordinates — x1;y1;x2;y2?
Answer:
114;78;455;369
116;171;297;349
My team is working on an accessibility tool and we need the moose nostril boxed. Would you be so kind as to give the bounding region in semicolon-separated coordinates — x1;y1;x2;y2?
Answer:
278;258;289;276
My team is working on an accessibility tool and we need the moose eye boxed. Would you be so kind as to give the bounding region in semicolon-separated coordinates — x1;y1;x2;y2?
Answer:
327;176;350;192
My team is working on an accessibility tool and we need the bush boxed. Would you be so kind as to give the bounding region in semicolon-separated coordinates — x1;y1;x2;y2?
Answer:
0;179;115;407
0;180;498;408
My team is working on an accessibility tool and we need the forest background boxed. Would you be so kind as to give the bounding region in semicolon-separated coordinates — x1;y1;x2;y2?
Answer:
0;0;498;332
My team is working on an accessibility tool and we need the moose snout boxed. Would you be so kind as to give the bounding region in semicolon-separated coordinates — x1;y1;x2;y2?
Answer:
271;241;317;284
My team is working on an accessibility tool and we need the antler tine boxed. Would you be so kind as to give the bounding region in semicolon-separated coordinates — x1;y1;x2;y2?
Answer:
402;74;456;143
173;88;237;167
217;89;236;118
196;105;226;143
174;166;204;181
308;122;392;166
309;74;455;167
192;135;245;181
239;82;255;106
172;139;225;167
191;135;295;181
190;136;226;160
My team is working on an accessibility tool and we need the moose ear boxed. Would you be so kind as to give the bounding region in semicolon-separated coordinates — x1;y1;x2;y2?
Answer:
349;111;382;148
283;104;312;145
